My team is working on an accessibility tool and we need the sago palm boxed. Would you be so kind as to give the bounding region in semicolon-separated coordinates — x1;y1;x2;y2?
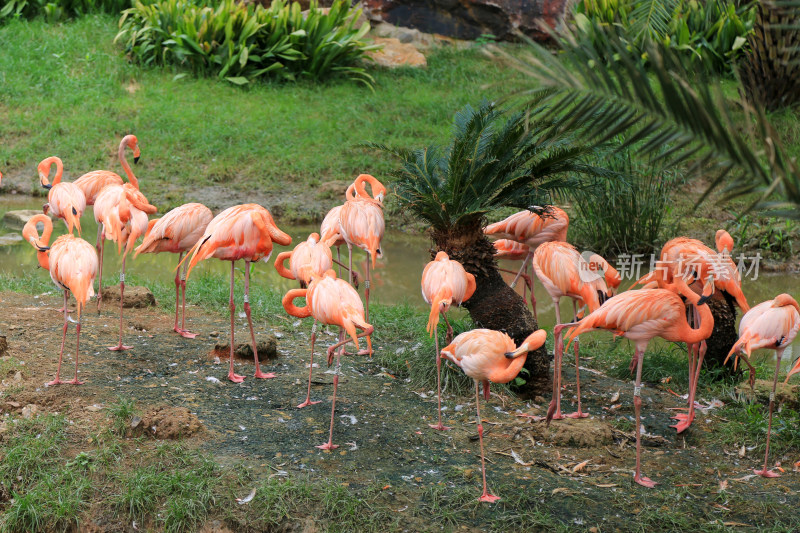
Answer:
371;100;607;394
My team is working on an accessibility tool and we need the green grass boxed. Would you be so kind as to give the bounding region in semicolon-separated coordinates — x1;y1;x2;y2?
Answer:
0;15;518;214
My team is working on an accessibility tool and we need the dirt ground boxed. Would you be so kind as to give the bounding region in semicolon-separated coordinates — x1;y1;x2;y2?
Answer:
1;289;800;531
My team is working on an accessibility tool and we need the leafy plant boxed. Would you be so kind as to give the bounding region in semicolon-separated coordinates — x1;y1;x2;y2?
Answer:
115;0;378;85
575;0;755;74
569;147;679;256
739;0;800;111
0;0;132;22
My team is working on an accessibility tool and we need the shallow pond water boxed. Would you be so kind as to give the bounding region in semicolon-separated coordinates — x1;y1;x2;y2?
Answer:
0;195;795;337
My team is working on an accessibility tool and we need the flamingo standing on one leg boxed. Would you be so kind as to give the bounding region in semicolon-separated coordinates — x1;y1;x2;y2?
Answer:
726;294;800;478
493;239;536;309
275;233;334;407
74;135;141;308
182;204;292;383
37;157;86;236
554;287;714;487
338;174;385;354
533;241;609;420
441;328;547;502
134;203;213;338
420;251;476;430
94;184;157;351
23;215;98;385
283;270;374;447
484;205;569;321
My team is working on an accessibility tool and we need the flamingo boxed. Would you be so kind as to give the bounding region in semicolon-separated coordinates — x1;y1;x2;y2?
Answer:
716;229;734;254
484;205;569;320
134;203;213;338
554;286;714;487
726;294;800;478
22;215;98;385
283;270;374;446
493;239;535;309
37;157;86;236
74;135;140;293
182;204;292;383
420;251;476;430
338;174;386;350
94;184;157;350
440;328;547;502
533;241;610;420
274;233;333;288
587;253;621;294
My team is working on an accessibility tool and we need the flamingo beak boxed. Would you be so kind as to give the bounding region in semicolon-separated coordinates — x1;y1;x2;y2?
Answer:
134;156;140;164
29;237;49;252
505;343;529;359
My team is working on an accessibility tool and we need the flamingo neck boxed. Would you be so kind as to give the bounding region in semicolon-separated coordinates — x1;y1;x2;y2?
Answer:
354;175;383;205
119;140;139;189
492;355;527;384
40;157;63;186
678;303;714;345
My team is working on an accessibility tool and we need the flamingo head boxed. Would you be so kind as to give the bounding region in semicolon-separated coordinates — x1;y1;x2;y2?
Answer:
434;250;449;262
505;329;547;359
124;134;141;163
42;203;50;215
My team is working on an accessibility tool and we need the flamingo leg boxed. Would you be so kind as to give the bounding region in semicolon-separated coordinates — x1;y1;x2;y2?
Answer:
96;228;105;313
244;260;275;380
429;323;451;431
178;257;197;338
475;379;500;503
316;349;341;450
633;347;656;488
673;306;703;431
566;300;588;419
527;261;537;322
298;320;321;408
441;312;454;345
108;253;132;351
227;262;244;383
67;303;85;385
508;252;533;290
755;348;783;478
360;251;372;357
336;246;342;277
47;290;70;386
550;302;565;421
172;253;182;334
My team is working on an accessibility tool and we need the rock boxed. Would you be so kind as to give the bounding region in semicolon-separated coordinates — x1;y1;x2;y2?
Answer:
3;209;48;229
100;285;156;308
21;404;39;419
372;21;437;49
366;37;427;68
528;417;613;447
363;0;572;41
0;234;23;246
214;337;279;362
132;406;204;439
12;371;21;382
736;379;800;409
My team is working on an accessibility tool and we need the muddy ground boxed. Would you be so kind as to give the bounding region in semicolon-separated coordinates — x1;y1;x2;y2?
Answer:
1;289;800;531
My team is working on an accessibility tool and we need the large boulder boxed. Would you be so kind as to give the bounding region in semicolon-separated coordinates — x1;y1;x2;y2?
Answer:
362;0;571;41
366;37;428;67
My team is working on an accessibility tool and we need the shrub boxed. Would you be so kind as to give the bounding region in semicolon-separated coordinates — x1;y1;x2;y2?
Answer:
115;0;378;85
0;0;131;22
574;0;755;75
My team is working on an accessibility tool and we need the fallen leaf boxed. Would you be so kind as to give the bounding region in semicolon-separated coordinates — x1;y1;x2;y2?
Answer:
718;480;728;492
739;445;746;458
236;488;256;505
511;449;533;467
712;503;730;511
551;487;571;495
609;391;620;403
723;522;751;527
594;483;617;488
731;474;757;482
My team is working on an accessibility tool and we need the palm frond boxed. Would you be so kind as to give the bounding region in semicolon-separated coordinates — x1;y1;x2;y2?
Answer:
629;0;676;45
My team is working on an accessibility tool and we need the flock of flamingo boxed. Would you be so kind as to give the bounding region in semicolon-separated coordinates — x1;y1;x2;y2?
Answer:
7;134;800;502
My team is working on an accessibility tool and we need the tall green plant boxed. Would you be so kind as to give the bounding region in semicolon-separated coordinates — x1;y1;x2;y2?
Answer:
116;0;377;85
0;0;132;22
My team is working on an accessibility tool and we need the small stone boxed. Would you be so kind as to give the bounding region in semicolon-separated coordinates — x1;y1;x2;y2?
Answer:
130;415;142;429
21;404;39;419
101;285;156;308
214;336;279;362
209;331;220;338
0;234;23;246
12;371;22;382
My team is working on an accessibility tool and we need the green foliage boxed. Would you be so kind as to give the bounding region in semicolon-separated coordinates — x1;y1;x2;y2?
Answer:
108;397;138;435
569;148;679;256
739;1;800;111
575;0;755;74
725;213;799;257
370;100;605;233
0;0;131;22
115;0;377;85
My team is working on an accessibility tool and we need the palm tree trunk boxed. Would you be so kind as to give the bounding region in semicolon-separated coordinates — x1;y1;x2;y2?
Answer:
431;224;549;397
703;293;739;376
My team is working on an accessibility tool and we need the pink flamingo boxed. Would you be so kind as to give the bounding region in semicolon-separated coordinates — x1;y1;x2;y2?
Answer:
37;157;86;236
493;239;536;309
441;328;546;502
338;174;386;351
484;205;569;320
23;215;98;385
134;203;213;338
94;184;157;350
283;270;374;446
533;241;610;420
556;286;714;487
182;204;292;383
274;233;333;288
726;294;800;478
420;251;476;430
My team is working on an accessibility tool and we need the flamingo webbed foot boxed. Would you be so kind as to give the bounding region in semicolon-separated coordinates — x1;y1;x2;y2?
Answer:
428;423;452;431
254;371;276;379
754;468;780;478
297;399;321;409
479;492;500;503
565;411;589;419
46;378;64;386
65;378;85;385
174;327;198;339
634;475;657;488
228;372;245;383
108;344;133;351
316;442;339;450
